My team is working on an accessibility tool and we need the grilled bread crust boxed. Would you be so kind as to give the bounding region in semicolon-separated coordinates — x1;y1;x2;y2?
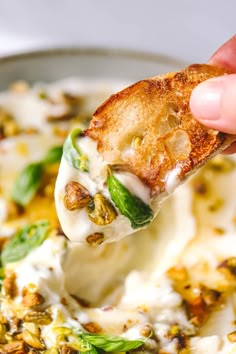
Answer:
86;64;236;196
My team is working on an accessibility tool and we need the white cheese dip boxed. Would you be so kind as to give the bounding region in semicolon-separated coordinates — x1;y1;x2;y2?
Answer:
1;79;236;353
55;135;152;243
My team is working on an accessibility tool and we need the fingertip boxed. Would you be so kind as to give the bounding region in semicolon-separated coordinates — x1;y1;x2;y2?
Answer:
190;77;223;122
208;35;236;72
190;74;236;134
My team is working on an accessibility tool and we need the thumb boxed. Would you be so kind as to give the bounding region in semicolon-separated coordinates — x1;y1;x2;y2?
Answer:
190;74;236;134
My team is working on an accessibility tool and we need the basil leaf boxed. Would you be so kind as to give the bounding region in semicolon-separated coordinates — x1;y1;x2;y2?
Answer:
77;336;99;354
11;162;43;206
43;145;63;164
81;333;145;352
107;174;154;229
63;128;89;171
1;220;49;265
0;268;4;289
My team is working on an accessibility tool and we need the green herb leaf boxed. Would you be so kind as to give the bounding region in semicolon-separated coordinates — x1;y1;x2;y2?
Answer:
0;268;5;289
43;145;63;164
81;332;145;352
1;220;49;265
107;174;154;229
63;128;89;171
77;336;99;354
11;145;63;207
11;162;43;206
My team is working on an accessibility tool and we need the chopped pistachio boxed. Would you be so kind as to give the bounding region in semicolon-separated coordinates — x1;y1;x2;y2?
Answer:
218;257;236;276
2;271;17;299
1;340;25;353
0;323;7;344
208;198;224;212
227;330;236;343
86;233;104;246
132;135;143;148
23;309;52;325
21;288;45;308
167;325;190;351
82;322;103;334
22;329;45;350
87;193;117;226
60;344;78;354
0;108;19;139
64;181;92;211
37;90;48;100
23;322;40;336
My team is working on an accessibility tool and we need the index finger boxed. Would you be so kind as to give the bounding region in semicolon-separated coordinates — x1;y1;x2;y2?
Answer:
208;35;236;72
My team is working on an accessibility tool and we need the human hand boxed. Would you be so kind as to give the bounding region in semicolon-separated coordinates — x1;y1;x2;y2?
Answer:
190;35;236;153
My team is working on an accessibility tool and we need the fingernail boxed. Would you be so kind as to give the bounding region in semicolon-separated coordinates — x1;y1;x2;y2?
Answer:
190;78;224;121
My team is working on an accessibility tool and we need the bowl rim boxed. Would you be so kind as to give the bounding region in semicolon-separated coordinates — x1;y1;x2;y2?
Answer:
0;46;188;67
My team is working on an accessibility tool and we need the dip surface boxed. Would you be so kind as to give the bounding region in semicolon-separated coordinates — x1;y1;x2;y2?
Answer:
0;78;236;353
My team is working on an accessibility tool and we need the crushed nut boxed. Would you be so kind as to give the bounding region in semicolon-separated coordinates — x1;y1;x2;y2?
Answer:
60;297;68;306
0;108;19;140
184;285;222;326
201;288;221;307
0;324;7;344
132;136;143;148
22;329;45;350
208;198;224;212
23;310;52;325
82;322;103;334
64;182;92;211
22;288;45;308
0;315;7;325
213;227;225;235
0;238;8;252
6;201;24;221
37;90;48;100
9;317;22;334
23;323;40;337
167;325;190;351
53;127;69;139
140;323;153;337
192;180;208;195
2;271;18;299
166;265;189;282
227;330;236;343
86;233;104;246
1;340;25;353
218;257;236;277
87;193;117;225
23;127;39;135
60;344;78;354
53;327;71;344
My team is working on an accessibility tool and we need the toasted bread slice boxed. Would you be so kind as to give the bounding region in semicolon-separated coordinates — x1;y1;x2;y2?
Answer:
86;64;236;196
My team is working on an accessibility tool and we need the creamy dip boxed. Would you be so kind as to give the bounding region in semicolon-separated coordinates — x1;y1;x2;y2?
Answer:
0;79;236;353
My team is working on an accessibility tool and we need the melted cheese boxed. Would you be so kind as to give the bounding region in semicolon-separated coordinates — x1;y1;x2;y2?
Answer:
55;136;152;243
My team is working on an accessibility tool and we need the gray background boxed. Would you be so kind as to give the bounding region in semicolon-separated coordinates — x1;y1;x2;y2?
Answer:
0;0;235;63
